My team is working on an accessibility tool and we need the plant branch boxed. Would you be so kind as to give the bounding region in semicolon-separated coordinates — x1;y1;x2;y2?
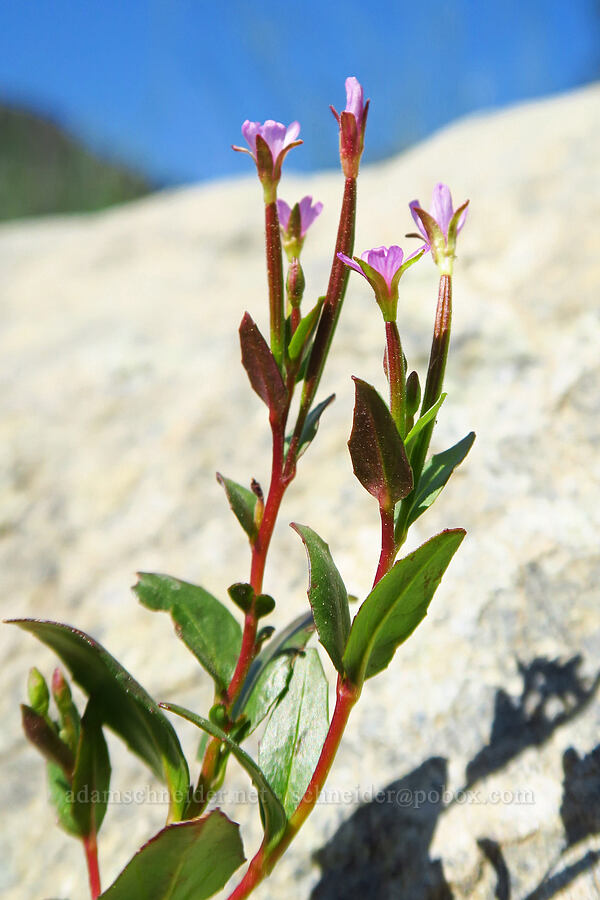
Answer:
265;200;285;370
83;833;101;900
226;677;359;899
284;176;357;478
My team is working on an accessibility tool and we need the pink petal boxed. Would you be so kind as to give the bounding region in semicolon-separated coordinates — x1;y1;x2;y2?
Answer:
361;246;404;290
284;121;301;146
430;183;454;236
298;195;323;236
344;77;364;125
409;200;428;240
277;199;292;231
241;120;261;155
260;120;288;158
337;252;365;277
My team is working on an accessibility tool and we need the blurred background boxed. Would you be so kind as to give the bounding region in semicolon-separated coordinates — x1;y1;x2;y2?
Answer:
0;0;598;221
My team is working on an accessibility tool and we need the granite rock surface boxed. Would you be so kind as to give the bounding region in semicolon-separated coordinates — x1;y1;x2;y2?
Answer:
1;84;599;899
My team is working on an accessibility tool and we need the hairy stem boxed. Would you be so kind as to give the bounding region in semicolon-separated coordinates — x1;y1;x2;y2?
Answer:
373;504;396;587
265;201;285;370
385;320;406;437
394;274;452;548
284;176;357;477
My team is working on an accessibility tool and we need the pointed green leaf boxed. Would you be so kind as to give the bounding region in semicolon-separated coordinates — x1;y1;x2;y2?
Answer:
404;393;447;459
285;394;335;460
288;297;324;362
259;649;329;816
162;704;287;844
291;524;350;675
134;574;242;692
47;761;81;836
348;377;413;507
216;474;258;541
10;619;190;820
239;312;287;421
99;810;245;900
343;529;466;684
406;432;475;529
233;611;315;733
71;700;111;837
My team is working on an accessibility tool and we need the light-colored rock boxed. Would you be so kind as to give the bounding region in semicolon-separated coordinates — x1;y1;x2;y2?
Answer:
1;83;599;899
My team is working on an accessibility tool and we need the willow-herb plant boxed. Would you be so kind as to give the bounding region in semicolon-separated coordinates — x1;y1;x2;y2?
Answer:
10;77;474;899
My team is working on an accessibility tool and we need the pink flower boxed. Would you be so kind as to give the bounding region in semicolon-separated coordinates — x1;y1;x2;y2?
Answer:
233;119;302;197
277;196;323;239
409;183;468;275
338;244;426;321
330;77;369;178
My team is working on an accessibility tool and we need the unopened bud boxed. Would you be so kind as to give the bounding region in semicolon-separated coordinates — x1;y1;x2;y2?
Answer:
27;667;50;718
208;703;228;728
52;668;80;753
228;582;254;614
255;593;276;618
286;258;305;309
406;371;421;418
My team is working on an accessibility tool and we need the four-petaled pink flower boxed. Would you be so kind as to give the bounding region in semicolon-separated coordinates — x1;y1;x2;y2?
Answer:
338;244;426;321
277;195;323;258
330;77;369;178
233;120;302;199
409;183;469;275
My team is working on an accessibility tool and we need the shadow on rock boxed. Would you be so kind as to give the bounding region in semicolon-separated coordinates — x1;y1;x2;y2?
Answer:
560;744;600;846
311;756;452;900
465;655;600;787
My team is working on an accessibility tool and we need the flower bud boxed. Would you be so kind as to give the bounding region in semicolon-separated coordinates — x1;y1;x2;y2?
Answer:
286;258;305;309
52;668;80;753
27;667;50;717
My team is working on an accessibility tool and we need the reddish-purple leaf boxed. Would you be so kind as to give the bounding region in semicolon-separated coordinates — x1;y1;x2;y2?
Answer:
348;377;413;508
239;312;287;422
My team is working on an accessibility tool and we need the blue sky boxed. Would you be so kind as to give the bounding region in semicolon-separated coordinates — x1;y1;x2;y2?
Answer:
0;0;598;184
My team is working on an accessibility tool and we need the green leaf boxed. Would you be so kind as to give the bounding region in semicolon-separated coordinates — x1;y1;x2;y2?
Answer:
259;649;329;816
288;296;324;362
343;529;466;684
285;394;335;460
233;611;315;733
71;700;111;837
99;810;245;900
162;704;287;844
239;312;287;422
404;393;447;459
406;432;475;529
10;619;189;820
348;377;413;507
47;761;81;837
134;574;242;693
216;474;258;541
291;524;350;675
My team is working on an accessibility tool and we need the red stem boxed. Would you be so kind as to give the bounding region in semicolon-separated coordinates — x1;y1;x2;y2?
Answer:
226;422;287;706
83;834;101;900
385;320;405;436
285;176;357;477
226;678;359;900
265;201;284;370
373;504;396;587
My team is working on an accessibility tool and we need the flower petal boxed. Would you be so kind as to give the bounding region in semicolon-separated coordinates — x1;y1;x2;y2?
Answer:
277;199;292;231
337;252;365;277
431;183;454;237
344;76;364;125
409;201;429;240
241;121;261;155
298;196;323;236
